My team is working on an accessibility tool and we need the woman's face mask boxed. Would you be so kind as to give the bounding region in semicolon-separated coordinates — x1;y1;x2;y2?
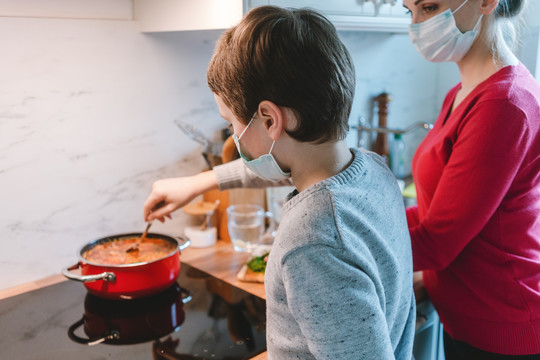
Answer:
232;113;291;182
408;0;484;63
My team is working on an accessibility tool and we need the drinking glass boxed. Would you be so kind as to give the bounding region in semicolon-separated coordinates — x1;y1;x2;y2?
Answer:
226;204;269;252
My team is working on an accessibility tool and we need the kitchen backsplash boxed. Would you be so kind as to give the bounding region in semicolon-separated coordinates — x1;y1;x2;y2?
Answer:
1;14;454;290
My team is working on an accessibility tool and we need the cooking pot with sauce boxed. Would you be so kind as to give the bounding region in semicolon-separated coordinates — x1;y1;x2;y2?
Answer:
62;233;190;300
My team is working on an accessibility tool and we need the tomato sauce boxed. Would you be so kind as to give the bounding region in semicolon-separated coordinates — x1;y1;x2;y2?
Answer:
82;237;177;265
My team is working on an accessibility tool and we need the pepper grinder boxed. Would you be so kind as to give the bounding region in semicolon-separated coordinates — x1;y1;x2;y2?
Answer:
372;92;392;158
182;200;220;248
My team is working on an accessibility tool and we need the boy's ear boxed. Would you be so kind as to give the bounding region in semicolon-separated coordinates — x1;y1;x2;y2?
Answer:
258;100;287;141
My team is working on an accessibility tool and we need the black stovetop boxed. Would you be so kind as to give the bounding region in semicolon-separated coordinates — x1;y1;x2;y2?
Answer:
0;263;266;360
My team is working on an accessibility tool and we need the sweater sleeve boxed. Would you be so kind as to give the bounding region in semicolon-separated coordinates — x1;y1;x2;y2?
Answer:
411;99;531;271
281;245;395;359
213;158;294;190
405;205;419;228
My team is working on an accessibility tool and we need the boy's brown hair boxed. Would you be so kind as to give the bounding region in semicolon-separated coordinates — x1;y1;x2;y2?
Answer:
207;6;355;143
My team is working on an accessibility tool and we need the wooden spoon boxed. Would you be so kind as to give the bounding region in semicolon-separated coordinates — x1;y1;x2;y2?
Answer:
127;221;153;253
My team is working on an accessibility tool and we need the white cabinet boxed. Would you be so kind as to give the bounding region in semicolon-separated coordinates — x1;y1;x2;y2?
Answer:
0;0;132;20
133;0;245;32
519;0;540;81
252;0;409;32
133;0;410;33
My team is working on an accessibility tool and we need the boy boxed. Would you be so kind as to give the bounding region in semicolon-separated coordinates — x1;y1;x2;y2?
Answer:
145;6;415;359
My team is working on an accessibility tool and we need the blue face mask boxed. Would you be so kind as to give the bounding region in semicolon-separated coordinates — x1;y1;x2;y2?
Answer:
232;113;291;182
408;0;483;63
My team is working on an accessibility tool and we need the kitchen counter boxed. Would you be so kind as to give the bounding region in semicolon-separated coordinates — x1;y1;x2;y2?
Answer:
180;240;266;300
0;240;264;301
0;239;267;359
0;240;432;360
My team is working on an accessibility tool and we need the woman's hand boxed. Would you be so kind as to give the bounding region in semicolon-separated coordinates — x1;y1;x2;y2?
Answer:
143;171;219;222
413;271;428;303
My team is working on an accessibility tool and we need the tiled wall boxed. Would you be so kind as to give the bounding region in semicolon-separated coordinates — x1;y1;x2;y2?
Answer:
0;16;452;290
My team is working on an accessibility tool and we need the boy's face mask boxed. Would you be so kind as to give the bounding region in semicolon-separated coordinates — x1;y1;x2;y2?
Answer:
232;113;291;182
408;0;483;63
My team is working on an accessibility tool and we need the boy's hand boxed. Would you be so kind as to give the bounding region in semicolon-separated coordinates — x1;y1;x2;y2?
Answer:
143;171;219;222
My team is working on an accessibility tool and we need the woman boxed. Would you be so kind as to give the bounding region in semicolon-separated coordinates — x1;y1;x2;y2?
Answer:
403;0;540;358
144;0;540;358
404;0;540;359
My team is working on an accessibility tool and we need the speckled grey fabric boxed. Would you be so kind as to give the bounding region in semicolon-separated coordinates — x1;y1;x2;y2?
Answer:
214;157;294;190
214;148;415;359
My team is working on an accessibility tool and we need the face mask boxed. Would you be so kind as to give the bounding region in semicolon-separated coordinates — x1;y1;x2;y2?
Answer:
232;113;291;182
408;0;483;63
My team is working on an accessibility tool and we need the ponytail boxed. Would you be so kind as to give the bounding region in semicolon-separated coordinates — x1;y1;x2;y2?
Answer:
484;0;527;59
495;0;526;19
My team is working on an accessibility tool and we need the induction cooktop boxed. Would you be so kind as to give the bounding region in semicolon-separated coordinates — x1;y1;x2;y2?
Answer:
0;263;266;360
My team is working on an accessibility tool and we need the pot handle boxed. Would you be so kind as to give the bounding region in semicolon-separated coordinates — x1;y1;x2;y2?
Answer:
68;317;120;346
62;263;116;283
180;287;193;304
177;236;191;252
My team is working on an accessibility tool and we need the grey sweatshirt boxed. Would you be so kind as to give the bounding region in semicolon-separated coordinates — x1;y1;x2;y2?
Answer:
214;148;415;359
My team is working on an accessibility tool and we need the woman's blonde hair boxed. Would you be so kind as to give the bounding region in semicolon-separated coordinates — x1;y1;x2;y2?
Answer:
482;0;527;61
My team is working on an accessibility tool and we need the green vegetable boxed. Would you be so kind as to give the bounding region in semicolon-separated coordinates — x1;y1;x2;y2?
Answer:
247;252;269;273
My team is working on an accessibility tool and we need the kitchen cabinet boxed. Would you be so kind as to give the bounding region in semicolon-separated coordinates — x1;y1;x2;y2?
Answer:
133;0;410;33
520;1;540;81
255;0;410;32
0;0;132;20
414;300;445;360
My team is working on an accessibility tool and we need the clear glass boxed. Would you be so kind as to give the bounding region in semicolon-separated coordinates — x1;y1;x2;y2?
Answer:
226;204;265;252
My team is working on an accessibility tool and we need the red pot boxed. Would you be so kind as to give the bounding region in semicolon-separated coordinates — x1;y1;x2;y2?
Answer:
62;232;190;300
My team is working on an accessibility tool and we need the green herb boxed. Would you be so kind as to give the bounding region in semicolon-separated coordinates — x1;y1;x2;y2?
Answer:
247;252;269;273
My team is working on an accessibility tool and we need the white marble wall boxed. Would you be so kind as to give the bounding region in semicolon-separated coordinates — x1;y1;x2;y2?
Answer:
0;16;226;290
0;14;451;290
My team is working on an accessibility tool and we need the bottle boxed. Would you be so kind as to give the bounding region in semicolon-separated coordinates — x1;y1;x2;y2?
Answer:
389;133;405;179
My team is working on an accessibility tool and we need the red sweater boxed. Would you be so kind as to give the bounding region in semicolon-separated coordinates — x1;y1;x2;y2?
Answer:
407;63;540;355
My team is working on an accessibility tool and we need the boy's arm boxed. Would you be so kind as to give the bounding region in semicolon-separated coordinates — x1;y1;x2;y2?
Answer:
280;245;396;359
213;158;294;190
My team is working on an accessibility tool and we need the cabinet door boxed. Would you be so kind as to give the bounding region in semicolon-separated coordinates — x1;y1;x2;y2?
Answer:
0;0;132;19
246;0;410;32
135;0;245;32
134;0;410;33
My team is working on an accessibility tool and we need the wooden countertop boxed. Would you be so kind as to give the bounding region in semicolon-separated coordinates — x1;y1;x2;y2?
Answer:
180;240;266;299
0;239;268;359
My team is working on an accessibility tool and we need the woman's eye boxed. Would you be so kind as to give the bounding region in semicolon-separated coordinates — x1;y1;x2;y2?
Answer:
422;4;438;14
